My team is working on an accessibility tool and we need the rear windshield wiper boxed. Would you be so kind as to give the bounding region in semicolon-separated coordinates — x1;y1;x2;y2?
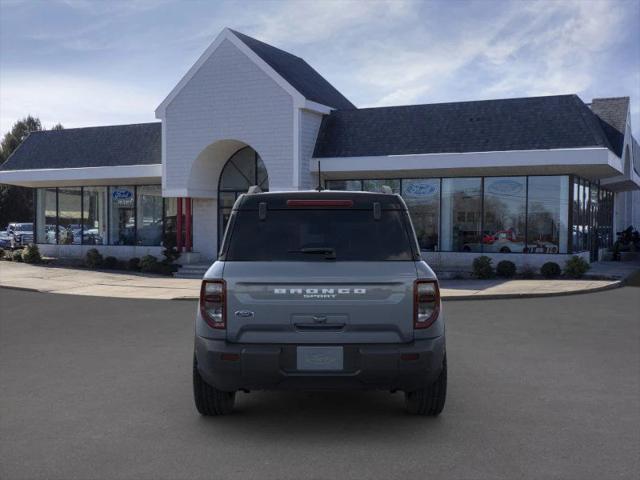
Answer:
287;247;336;259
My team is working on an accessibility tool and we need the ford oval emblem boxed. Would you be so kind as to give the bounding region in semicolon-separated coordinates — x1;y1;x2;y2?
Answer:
405;182;437;197
488;180;523;195
112;189;133;200
235;310;254;318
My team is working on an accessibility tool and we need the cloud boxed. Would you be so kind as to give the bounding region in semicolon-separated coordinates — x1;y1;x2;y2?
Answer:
345;0;628;107
249;0;412;45
0;72;158;132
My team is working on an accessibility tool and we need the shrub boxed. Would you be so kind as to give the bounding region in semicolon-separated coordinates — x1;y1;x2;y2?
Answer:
127;257;141;271
85;248;103;268
21;244;42;264
472;256;494;279
540;262;561;279
140;255;159;273
161;231;180;265
0;249;5;260
12;250;23;262
564;255;590;279
103;256;118;269
156;262;178;276
520;264;536;279
496;260;516;278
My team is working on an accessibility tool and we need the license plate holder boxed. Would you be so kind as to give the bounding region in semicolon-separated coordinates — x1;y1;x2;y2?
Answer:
296;346;344;371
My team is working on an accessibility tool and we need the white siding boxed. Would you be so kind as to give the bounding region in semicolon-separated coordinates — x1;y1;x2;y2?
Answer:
162;38;296;258
298;109;324;189
163;39;294;194
192;198;218;260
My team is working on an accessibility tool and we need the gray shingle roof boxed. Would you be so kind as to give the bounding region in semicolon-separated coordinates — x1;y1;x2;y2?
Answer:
313;94;615;158
590;97;629;157
230;29;355;110
0;122;161;171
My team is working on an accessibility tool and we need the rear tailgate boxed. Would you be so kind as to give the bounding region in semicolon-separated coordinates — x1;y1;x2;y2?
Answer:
223;261;417;344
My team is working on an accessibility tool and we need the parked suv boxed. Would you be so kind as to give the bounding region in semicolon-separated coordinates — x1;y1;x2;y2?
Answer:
6;223;34;249
193;191;447;416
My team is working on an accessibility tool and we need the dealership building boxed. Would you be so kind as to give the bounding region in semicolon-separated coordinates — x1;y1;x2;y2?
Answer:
1;28;639;272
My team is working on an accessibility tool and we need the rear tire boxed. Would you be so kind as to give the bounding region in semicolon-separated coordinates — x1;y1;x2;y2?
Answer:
193;355;236;416
405;355;447;416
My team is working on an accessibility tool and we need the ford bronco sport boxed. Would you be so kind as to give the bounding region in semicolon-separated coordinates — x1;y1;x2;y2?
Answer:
193;191;447;415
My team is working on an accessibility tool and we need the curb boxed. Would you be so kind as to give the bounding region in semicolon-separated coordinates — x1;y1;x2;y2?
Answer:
0;285;41;293
441;280;623;301
0;279;624;301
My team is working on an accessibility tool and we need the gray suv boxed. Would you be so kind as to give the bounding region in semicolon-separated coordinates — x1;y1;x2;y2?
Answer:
193;191;446;415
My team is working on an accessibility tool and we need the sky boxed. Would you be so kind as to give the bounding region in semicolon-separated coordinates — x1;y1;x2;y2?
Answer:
1;0;639;138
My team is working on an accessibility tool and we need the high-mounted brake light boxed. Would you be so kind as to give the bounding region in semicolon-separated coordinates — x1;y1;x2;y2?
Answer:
200;280;226;329
414;280;440;329
286;199;353;207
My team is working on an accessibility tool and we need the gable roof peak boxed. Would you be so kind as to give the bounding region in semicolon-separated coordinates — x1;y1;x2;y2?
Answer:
156;28;355;117
227;29;355;110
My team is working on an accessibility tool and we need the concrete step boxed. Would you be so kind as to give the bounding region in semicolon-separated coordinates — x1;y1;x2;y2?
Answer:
174;272;206;279
177;263;211;271
173;263;210;279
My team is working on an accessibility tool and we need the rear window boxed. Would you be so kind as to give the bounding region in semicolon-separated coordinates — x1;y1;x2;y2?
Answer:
224;209;416;261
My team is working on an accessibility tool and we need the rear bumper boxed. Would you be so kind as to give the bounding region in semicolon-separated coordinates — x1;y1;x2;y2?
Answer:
194;336;445;392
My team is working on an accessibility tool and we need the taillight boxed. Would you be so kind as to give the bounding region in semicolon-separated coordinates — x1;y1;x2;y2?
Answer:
414;280;440;329
200;280;226;329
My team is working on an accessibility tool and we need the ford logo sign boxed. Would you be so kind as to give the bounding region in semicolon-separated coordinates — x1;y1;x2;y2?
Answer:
488;180;523;195
404;182;437;197
112;189;133;200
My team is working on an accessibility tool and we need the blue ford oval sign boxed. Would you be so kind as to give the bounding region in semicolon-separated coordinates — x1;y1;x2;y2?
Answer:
488;179;523;195
112;189;133;200
404;182;438;197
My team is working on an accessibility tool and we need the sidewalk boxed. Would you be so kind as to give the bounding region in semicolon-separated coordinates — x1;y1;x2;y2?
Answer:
1;261;635;301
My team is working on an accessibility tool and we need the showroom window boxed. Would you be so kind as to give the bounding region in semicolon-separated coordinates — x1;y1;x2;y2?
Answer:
325;180;362;191
57;188;82;245
34;185;171;247
35;188;57;244
322;175;610;255
482;177;526;254
82;187;107;245
572;178;581;252
164;197;177;246
441;178;482;252
363;179;400;194
136;185;163;246
402;179;440;251
526;176;569;254
109;186;136;245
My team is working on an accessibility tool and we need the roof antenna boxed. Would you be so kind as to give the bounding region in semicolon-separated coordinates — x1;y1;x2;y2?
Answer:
316;160;324;192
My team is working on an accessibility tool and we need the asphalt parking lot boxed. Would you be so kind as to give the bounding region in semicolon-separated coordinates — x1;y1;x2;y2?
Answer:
1;283;639;480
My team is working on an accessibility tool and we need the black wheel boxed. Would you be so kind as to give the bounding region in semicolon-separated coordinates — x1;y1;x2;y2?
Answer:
193;355;236;416
405;355;447;416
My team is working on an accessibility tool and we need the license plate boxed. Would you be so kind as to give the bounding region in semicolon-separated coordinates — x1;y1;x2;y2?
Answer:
296;346;343;371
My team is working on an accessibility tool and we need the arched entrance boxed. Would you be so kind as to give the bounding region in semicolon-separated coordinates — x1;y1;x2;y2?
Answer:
218;146;269;244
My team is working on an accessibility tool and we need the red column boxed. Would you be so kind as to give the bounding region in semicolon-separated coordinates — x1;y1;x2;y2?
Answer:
185;198;192;252
176;197;183;253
